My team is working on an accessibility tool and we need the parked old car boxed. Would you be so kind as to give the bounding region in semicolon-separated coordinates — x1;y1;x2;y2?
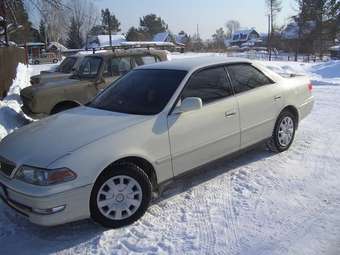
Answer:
21;48;169;118
30;54;85;85
30;52;62;65
0;57;314;228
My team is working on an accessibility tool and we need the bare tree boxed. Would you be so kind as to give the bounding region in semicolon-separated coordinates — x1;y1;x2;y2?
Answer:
225;20;240;38
266;0;282;60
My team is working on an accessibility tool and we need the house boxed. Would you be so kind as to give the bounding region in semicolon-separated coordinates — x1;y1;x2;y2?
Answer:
229;28;261;47
87;34;126;49
47;41;67;52
153;31;188;47
153;32;172;43
18;42;45;58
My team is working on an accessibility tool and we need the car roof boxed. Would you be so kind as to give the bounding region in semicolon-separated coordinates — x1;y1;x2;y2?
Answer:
136;56;251;72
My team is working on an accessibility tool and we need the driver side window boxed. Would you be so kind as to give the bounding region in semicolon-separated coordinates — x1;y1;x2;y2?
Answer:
181;67;232;104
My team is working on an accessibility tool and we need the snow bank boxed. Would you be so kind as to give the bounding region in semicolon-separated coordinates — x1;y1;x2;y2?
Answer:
0;63;31;140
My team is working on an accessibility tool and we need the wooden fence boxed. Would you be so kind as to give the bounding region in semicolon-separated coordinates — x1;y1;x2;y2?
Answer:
0;47;27;99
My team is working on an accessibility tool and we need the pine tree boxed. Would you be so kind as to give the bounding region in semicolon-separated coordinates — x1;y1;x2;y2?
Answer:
6;0;34;43
66;17;83;49
39;19;46;44
139;14;168;40
101;9;121;33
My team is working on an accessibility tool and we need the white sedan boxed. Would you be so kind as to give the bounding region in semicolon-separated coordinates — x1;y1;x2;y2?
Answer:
0;57;314;228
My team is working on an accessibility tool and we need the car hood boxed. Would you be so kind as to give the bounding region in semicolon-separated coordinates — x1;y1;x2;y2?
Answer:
21;78;89;98
0;107;152;168
32;72;73;84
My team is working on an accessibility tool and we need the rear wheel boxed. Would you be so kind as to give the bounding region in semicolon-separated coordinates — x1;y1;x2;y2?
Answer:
90;163;152;228
53;59;58;63
34;60;40;65
266;110;296;153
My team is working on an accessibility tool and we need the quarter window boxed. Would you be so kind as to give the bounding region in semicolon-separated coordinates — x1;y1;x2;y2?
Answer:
227;64;273;94
134;56;158;66
111;57;132;76
181;67;232;104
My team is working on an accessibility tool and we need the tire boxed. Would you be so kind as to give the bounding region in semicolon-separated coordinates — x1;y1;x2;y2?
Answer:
53;59;58;63
90;162;152;228
266;110;296;153
34;60;40;65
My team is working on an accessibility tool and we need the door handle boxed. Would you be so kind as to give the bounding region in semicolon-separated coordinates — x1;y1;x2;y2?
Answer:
274;96;282;101
225;111;237;118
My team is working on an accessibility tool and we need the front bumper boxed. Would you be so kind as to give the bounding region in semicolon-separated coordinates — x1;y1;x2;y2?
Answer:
0;179;92;226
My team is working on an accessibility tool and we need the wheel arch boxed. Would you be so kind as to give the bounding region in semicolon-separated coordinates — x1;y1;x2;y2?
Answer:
50;100;81;114
102;156;158;191
281;105;299;128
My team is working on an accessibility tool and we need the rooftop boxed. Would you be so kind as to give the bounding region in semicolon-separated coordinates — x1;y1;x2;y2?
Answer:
137;56;250;71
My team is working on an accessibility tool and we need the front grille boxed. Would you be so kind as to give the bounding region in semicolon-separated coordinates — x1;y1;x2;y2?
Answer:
0;161;16;177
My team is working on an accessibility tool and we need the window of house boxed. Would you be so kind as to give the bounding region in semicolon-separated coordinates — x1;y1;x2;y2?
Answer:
181;67;232;104
226;64;274;94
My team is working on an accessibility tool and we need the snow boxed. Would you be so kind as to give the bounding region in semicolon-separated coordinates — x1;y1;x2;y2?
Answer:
1;54;340;254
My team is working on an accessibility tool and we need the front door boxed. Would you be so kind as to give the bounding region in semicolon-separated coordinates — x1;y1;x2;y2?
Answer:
167;66;241;176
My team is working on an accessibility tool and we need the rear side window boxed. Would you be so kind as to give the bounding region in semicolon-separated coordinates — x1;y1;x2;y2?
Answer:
111;57;132;76
227;64;273;94
181;67;232;104
134;56;158;66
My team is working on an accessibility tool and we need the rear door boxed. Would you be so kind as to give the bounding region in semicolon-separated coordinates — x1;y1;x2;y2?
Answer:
168;66;241;176
226;63;285;148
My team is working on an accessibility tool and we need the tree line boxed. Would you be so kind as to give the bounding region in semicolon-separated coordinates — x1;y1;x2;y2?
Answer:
3;0;340;55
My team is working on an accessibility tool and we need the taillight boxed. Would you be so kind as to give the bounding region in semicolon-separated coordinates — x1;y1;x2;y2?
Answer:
308;83;313;92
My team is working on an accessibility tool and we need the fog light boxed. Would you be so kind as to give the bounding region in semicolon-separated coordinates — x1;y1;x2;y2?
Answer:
32;205;65;215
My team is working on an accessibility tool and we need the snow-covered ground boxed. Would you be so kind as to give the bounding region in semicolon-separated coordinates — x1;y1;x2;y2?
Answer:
1;55;340;254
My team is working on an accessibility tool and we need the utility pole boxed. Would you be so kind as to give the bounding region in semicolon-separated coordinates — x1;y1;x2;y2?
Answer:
108;13;112;47
267;14;272;61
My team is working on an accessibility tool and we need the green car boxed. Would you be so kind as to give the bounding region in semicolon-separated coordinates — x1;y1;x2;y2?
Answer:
21;48;169;119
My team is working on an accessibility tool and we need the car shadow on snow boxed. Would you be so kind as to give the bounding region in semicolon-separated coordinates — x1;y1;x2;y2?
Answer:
0;143;275;254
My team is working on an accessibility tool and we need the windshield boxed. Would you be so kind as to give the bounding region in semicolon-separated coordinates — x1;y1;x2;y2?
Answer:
58;57;77;73
77;56;102;79
89;69;187;115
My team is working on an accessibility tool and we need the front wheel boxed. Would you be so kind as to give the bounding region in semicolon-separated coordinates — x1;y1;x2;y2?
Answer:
90;163;152;228
266;110;296;153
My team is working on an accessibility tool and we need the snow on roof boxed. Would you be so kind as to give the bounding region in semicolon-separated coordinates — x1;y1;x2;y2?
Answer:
153;32;170;42
121;41;175;47
20;42;45;47
47;41;67;51
175;34;187;45
329;45;340;51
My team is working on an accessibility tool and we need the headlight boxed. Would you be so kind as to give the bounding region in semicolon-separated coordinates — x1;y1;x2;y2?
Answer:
15;166;77;186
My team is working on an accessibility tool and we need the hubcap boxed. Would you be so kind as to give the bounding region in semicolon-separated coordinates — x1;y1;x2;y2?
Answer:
97;175;143;220
278;116;294;147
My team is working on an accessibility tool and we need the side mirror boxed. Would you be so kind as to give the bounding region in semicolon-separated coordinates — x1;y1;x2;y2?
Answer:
173;97;203;114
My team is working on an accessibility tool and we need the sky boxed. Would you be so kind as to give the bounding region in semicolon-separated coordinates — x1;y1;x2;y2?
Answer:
28;0;298;39
94;0;297;39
